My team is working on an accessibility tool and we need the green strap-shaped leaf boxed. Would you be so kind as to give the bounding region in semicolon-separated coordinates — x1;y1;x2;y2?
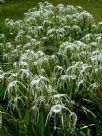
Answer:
0;111;2;129
39;111;45;136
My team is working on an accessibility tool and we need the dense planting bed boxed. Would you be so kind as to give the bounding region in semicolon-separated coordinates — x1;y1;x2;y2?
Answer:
0;2;102;136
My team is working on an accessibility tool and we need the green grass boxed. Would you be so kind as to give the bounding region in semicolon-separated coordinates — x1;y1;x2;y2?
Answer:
0;0;102;22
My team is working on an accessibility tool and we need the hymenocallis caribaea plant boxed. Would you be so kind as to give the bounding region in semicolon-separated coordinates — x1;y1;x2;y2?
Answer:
0;1;102;136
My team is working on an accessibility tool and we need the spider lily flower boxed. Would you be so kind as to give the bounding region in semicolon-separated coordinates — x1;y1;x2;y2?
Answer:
45;104;76;131
53;65;65;78
97;22;102;32
30;75;49;96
